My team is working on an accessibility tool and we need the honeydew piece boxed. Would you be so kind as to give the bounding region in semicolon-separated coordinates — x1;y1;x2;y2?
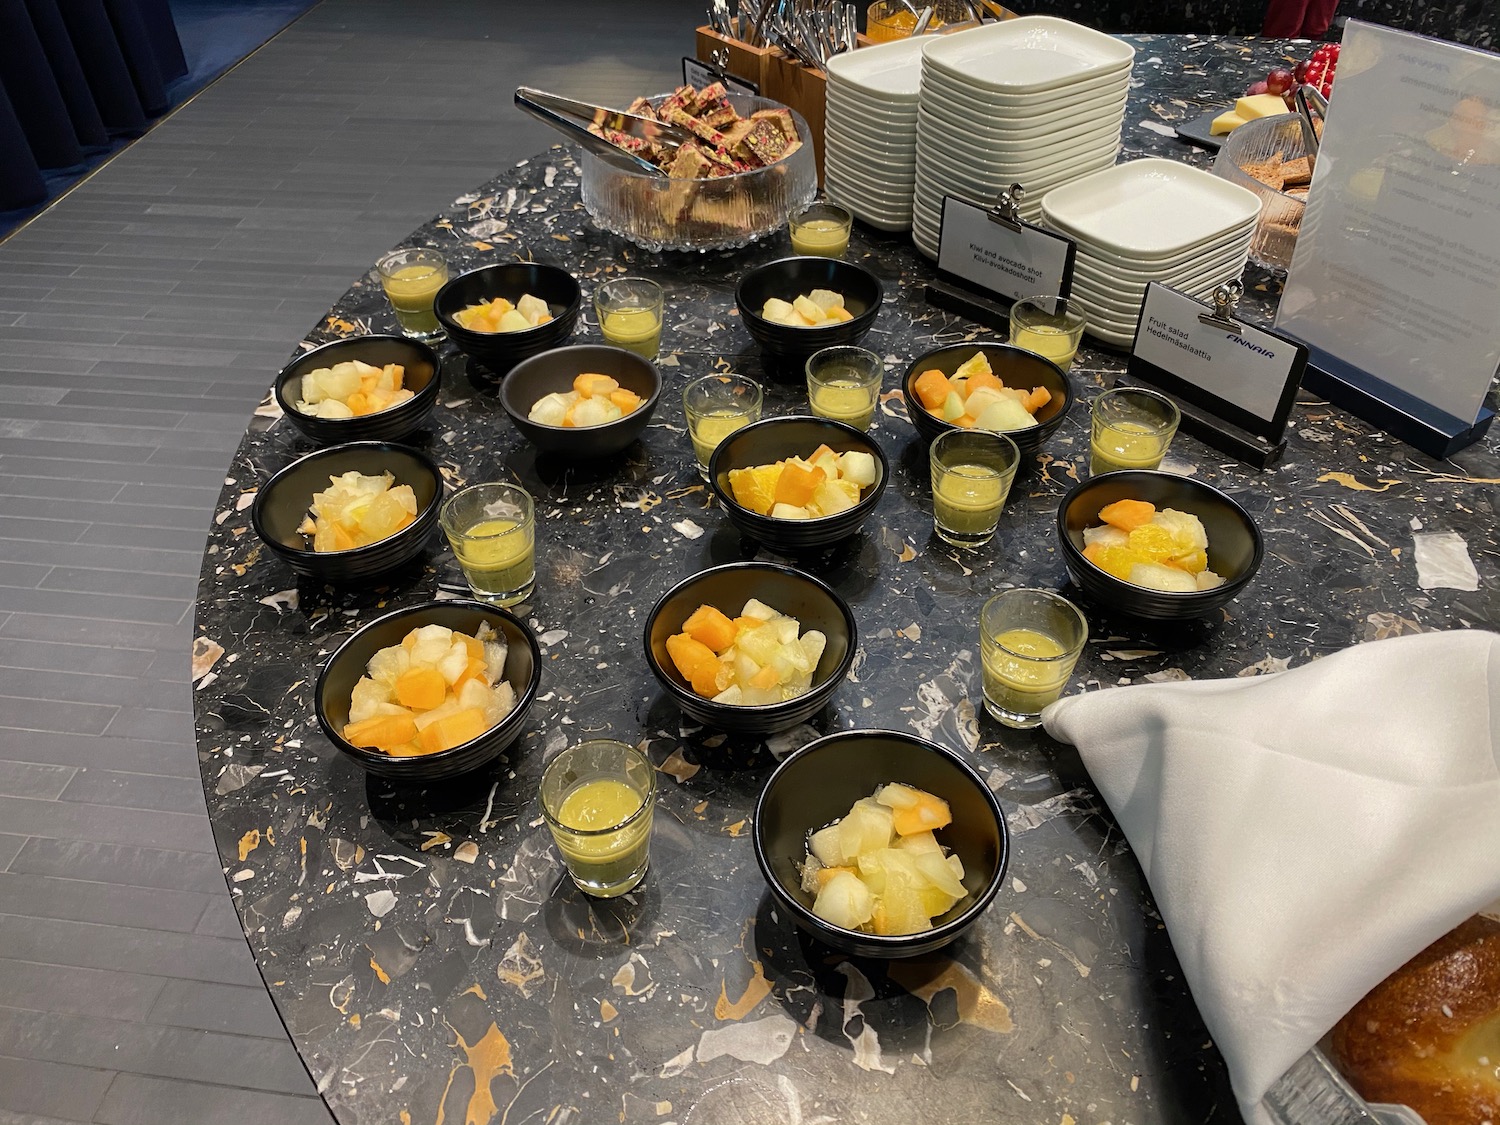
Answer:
366;645;411;687
312;520;356;552
770;502;811;520
808;289;845;311
799;630;826;669
485;680;516;725
316;399;356;419
570;397;622;428
772;617;800;646
1210;109;1246;135
408;624;456;667
1155;508;1209;550
875;783;922;811
893;827;941;854
812;870;874;930
355;489;414;541
514;293;549;324
1082;524;1131;549
529;392;573;426
761;297;795;322
809;446;841;479
940;391;967;422
792;296;826;324
963;386;1006;417
974;397;1038;432
913;851;966;901
436;640;471;685
712;683;744;705
838;450;877;487
947;853;965;882
810;479;857;516
740;598;780;622
455;677;493;713
838;798;894;860
1129;561;1198;592
322;366;363;401
498;308;533;333
1195;569;1226;591
349;676;392;723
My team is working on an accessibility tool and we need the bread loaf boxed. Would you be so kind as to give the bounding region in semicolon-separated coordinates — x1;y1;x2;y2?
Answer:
1328;915;1500;1125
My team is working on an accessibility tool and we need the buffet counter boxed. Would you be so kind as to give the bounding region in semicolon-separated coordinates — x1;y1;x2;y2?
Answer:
191;34;1499;1125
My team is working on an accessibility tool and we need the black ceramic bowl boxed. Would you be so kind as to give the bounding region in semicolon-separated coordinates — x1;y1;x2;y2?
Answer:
499;344;662;458
1057;469;1264;621
707;415;888;553
273;334;441;444
902;342;1073;459
643;562;856;735
250;441;442;583
315;600;541;781
754;729;1008;958
735;256;882;365
434;263;582;377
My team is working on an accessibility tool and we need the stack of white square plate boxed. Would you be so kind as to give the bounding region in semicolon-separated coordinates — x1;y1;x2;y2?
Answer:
824;36;926;231
1038;158;1263;347
911;15;1135;260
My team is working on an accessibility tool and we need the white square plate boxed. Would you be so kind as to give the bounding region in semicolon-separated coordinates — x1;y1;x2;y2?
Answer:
920;16;1135;95
826;35;927;100
1040;158;1263;260
918;75;1129;136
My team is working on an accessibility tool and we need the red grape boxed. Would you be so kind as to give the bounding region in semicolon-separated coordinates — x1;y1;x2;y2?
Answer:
1293;59;1312;83
1246;79;1269;96
1266;68;1296;96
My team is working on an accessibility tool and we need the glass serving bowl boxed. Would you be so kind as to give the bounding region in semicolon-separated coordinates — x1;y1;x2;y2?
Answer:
1212;113;1310;274
577;94;818;253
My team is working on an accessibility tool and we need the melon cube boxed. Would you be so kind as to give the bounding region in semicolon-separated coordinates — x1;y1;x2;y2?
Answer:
792;296;826;324
761;297;795;322
837;450;878;487
1129;561;1198;592
799;630;826;669
809;823;848;867
875;783;922;811
455;677;493;713
712;684;744;705
498;308;532;333
812;870;874;930
408;625;455;668
974;397;1039;432
366;645;410;687
516;294;551;324
529;392;572;427
838;798;894;860
740;599;780;622
913;851;967;900
436;640;471;685
810;479;857;516
808;289;845;312
316;399;355;419
1083;524;1130;549
770;503;811;520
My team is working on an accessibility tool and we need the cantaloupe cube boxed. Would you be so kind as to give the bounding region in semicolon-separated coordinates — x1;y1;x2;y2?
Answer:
773;460;825;507
1098;498;1158;532
395;666;448;710
913;368;952;411
1023;386;1052;414
573;372;619;398
824;306;853;323
416;707;490;754
451;656;490;691
342;712;419;751
890;790;952;836
666;632;717;685
682;604;738;654
608;388;642;413
966;370;1004;396
690;659;724;699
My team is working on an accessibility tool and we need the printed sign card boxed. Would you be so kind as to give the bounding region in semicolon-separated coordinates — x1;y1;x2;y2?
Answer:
936;195;1076;305
1274;20;1499;455
1126;283;1308;468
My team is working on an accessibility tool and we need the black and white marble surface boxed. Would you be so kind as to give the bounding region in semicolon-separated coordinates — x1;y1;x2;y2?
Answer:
193;36;1498;1125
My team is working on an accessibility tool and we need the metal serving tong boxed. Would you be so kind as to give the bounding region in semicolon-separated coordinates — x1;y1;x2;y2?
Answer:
514;87;693;177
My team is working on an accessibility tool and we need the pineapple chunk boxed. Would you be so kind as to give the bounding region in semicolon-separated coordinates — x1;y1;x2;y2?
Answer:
838;798;894;860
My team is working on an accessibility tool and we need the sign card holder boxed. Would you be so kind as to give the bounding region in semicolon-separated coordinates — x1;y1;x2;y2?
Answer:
683;54;758;96
925;186;1076;335
1122;282;1308;470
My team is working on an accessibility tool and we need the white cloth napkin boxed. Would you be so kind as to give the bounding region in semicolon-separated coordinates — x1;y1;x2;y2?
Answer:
1041;630;1500;1125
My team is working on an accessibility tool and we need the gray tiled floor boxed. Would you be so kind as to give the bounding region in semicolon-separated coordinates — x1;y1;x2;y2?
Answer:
0;1;680;1119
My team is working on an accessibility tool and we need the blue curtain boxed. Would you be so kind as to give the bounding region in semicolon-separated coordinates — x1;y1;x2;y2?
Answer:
0;0;185;209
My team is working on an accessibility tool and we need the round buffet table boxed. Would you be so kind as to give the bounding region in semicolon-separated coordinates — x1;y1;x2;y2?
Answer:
192;34;1499;1125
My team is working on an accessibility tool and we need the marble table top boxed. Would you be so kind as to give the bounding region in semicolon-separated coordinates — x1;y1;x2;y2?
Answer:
192;33;1498;1125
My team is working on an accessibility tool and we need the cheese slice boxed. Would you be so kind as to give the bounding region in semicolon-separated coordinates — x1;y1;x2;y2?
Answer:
1211;110;1246;136
1234;93;1291;121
